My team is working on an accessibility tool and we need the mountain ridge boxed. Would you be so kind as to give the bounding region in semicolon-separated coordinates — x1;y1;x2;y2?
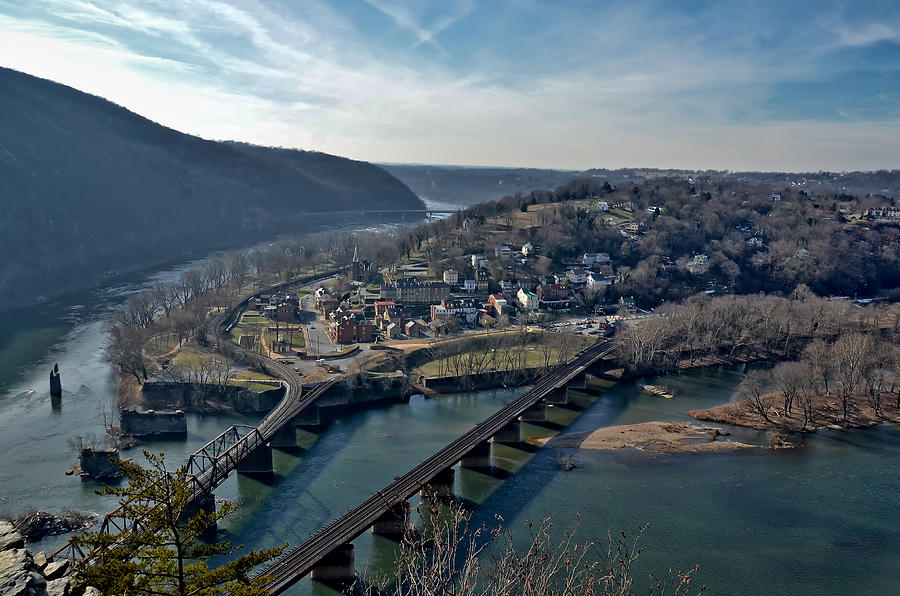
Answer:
0;66;423;309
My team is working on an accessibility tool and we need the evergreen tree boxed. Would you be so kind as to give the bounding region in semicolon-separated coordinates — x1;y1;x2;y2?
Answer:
71;451;285;595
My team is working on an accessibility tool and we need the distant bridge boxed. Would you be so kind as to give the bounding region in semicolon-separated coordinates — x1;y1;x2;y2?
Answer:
256;339;615;592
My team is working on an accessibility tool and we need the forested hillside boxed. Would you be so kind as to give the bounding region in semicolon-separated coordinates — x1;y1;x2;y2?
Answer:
0;67;422;309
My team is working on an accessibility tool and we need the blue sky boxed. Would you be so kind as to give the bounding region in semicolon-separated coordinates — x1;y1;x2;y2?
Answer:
1;0;899;170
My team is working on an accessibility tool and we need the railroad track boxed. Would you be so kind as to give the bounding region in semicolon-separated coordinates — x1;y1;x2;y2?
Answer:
257;340;614;593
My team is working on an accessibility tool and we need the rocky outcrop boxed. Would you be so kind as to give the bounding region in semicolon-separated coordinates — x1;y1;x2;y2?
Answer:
0;521;97;596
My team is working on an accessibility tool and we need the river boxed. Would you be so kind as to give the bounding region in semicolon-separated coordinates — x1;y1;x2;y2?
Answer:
1;255;899;595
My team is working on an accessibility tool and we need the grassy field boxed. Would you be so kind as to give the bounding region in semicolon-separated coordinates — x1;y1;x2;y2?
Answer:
171;341;235;369
416;345;571;377
144;333;181;359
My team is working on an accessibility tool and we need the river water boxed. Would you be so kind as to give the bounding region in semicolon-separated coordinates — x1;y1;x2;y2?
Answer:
1;262;899;595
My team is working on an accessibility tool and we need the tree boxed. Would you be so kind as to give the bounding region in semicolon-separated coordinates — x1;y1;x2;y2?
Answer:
72;451;285;595
735;369;772;423
382;499;706;596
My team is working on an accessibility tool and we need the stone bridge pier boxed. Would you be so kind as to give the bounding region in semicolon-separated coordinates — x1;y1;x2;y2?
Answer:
372;502;411;539
459;440;492;471
423;467;455;500
492;420;521;444
237;443;273;479
311;543;355;589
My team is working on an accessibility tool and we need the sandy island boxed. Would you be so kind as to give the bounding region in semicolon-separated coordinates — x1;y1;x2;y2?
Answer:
541;421;758;454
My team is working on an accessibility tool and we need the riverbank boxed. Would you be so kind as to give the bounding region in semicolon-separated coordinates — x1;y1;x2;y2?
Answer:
690;391;900;433
542;421;757;454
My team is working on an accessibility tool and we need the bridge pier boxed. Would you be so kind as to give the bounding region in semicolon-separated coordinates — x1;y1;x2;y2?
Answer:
520;403;547;422
237;444;273;479
181;492;217;539
310;543;355;589
293;406;321;430
568;371;587;390
546;386;568;405
459;440;492;471
492;420;521;444
270;425;297;451
423;467;455;500
371;502;411;539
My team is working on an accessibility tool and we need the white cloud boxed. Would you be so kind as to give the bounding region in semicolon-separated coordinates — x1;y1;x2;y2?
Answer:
1;1;898;171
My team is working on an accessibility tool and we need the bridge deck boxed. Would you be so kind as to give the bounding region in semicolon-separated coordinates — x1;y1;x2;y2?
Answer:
257;340;613;593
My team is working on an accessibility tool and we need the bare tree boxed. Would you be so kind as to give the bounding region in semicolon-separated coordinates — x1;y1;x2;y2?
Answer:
734;369;772;423
107;322;148;384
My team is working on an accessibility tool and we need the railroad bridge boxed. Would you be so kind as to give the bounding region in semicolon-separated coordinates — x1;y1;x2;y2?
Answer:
257;339;615;593
50;272;343;565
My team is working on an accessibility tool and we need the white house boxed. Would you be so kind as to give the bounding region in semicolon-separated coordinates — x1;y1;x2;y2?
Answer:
566;268;588;285
598;201;610;211
517;288;539;311
471;254;489;268
443;269;459;285
463;279;477;293
582;252;611;266
495;245;513;260
521;242;534;257
586;272;612;289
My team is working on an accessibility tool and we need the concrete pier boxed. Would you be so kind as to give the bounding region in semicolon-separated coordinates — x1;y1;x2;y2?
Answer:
568;371;587;390
492;420;521;444
120;409;187;437
371;502;411;539
270;425;297;450
80;447;120;480
182;492;217;539
545;386;568;405
50;364;61;398
459;440;492;470
423;467;455;499
520;403;547;422
310;543;355;587
237;444;273;478
292;406;321;430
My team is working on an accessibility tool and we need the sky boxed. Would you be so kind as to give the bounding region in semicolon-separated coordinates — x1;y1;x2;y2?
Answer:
1;0;899;171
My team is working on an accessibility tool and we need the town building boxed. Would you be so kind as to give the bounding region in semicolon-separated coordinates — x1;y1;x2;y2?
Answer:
536;284;572;310
488;293;509;318
385;322;401;339
470;254;489;268
684;254;710;275
430;298;481;325
866;206;900;219
499;280;518;297
582;252;611;267
380;278;451;303
405;320;420;337
619;296;637;313
329;310;374;343
443;269;459;285
462;279;476;293
521;242;534;256
350;245;375;282
495;245;513;260
566;267;588;287
517;288;539;311
598;201;610;211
